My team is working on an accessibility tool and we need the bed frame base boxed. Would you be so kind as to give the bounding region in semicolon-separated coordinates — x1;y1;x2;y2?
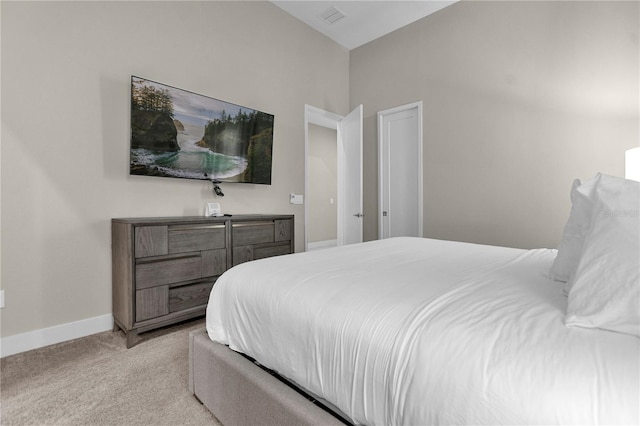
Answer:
189;328;346;426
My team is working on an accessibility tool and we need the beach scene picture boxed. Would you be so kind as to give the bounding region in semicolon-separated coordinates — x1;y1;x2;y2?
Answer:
130;76;274;184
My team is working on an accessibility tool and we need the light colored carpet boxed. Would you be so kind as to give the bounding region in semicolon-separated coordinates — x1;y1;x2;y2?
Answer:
1;318;221;425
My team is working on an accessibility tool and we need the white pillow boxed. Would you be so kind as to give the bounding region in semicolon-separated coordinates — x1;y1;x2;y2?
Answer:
565;174;640;337
549;176;597;284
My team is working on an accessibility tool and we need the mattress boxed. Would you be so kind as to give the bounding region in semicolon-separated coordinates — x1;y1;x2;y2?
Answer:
206;237;640;425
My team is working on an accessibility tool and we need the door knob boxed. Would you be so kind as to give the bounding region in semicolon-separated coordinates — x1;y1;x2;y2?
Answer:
353;213;364;218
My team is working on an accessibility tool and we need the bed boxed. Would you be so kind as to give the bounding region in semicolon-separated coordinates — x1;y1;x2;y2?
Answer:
189;173;639;425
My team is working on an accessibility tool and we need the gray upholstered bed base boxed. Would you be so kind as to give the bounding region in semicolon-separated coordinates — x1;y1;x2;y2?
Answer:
189;328;346;426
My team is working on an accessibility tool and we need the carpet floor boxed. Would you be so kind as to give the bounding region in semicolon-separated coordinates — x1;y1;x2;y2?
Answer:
1;318;221;425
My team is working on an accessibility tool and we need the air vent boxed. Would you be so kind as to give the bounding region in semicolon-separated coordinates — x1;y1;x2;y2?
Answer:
319;6;346;25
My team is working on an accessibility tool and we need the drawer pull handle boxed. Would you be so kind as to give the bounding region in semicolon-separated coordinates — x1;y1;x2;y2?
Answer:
232;221;274;228
137;253;201;265
170;224;226;231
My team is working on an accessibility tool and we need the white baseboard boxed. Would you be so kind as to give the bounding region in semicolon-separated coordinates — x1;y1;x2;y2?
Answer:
308;239;337;251
1;314;114;358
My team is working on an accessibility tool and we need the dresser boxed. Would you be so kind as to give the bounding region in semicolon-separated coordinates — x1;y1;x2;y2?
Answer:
112;215;294;347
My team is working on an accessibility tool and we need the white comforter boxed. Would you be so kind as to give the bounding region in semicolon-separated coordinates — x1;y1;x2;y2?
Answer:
206;237;639;425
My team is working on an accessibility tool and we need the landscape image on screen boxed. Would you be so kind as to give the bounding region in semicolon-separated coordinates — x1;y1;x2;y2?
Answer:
130;76;274;184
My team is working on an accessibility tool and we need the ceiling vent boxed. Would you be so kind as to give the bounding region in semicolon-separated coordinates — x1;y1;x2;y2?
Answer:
319;6;346;25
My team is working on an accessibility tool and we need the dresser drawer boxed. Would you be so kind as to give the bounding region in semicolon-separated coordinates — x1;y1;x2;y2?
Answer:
275;219;292;242
135;255;202;289
233;242;292;266
201;249;227;277
135;226;169;258
232;246;254;266
169;281;215;313
136;286;169;322
232;221;275;246
254;243;292;260
168;224;226;253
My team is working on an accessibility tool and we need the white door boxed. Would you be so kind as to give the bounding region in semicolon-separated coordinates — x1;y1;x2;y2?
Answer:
338;105;363;245
304;105;363;250
378;102;423;239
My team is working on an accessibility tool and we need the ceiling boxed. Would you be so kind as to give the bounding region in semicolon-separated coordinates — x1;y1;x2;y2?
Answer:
270;1;458;50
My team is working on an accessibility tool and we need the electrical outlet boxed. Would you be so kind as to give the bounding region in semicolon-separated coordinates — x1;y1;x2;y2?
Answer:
0;290;4;309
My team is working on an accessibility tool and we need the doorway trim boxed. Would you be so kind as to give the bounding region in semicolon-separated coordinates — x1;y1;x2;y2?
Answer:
377;101;424;239
304;105;342;252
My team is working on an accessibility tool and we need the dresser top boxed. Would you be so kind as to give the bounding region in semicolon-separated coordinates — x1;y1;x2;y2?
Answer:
112;214;294;226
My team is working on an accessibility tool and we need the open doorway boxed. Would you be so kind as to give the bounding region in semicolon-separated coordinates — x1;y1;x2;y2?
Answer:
307;124;338;250
304;104;363;252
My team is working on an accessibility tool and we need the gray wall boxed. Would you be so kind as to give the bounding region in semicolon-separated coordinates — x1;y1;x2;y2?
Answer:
351;0;639;249
0;1;349;338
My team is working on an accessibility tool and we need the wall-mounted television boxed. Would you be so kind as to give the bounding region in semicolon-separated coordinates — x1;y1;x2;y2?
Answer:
130;76;274;184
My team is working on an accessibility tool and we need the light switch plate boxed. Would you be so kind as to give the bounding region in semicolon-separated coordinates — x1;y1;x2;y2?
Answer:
290;194;304;205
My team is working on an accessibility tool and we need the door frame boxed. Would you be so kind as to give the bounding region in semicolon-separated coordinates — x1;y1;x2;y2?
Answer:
377;101;424;239
337;105;363;246
304;105;343;252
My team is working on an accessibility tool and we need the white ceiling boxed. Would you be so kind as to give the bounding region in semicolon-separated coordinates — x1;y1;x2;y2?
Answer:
271;1;458;50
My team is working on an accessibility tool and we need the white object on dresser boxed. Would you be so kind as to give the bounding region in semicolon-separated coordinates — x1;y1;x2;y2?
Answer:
205;202;222;217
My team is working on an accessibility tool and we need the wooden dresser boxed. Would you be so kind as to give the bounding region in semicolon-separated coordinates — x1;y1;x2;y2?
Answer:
112;215;294;347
